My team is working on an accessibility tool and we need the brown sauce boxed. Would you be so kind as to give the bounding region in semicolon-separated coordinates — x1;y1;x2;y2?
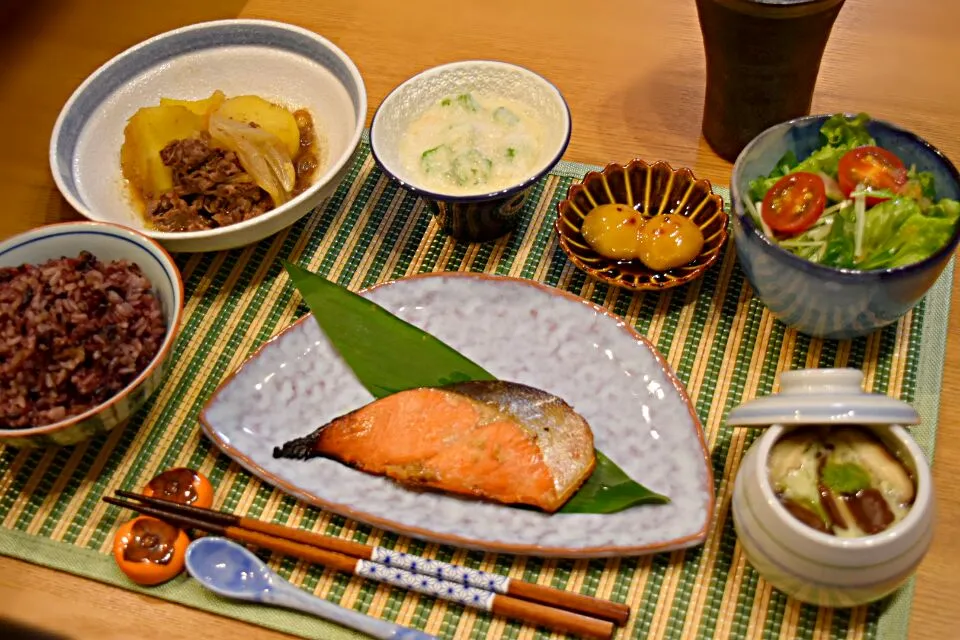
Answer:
147;467;200;505
292;109;319;197
122;518;180;564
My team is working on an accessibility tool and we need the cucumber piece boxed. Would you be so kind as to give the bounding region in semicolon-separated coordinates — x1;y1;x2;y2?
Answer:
455;93;480;112
493;106;520;125
451;149;493;186
421;145;452;175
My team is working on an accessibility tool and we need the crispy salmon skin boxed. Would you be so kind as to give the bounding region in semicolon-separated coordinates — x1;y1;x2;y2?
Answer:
273;380;596;512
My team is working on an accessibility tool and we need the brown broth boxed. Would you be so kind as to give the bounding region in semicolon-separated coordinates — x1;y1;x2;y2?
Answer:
292;108;319;197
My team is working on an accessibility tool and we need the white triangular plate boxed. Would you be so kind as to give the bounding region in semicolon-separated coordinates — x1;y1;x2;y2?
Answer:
201;273;714;557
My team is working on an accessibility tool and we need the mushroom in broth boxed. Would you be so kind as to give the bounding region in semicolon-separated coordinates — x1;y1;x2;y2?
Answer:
767;426;915;537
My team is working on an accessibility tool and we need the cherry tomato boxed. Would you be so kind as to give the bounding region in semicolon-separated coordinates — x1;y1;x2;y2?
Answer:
761;172;827;236
113;516;189;585
837;146;907;204
144;467;214;509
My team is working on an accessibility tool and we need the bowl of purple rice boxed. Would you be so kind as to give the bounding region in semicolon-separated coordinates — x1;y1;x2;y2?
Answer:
0;222;184;447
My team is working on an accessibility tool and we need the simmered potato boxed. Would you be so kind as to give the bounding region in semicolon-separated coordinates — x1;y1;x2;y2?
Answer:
214;95;300;156
160;90;226;120
120;105;205;199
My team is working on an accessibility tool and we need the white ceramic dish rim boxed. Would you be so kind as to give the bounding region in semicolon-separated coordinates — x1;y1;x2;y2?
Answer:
48;19;367;244
369;60;572;203
747;422;931;557
0;221;185;437
199;272;716;557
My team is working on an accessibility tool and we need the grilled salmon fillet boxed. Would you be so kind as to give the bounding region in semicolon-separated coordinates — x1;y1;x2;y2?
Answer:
272;380;596;512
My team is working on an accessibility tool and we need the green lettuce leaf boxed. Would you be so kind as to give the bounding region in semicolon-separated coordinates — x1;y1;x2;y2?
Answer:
855;197;923;269
748;151;797;203
820;206;857;268
816;197;960;270
857;197;960;270
283;262;670;513
906;167;938;200
925;198;960;219
820;112;874;147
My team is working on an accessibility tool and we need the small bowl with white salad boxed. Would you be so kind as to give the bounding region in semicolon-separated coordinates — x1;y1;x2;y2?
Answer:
370;60;572;242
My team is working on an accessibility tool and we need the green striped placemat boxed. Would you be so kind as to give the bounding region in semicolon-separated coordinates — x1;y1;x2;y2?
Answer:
0;138;951;640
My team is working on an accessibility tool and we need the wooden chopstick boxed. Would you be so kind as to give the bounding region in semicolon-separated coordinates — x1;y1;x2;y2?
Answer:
113;489;630;626
105;495;616;640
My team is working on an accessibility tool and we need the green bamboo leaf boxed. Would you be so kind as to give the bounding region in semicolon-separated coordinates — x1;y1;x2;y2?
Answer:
284;261;494;396
285;262;670;513
559;450;670;513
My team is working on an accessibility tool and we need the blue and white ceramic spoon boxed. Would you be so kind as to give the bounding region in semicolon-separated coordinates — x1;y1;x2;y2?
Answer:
185;537;436;640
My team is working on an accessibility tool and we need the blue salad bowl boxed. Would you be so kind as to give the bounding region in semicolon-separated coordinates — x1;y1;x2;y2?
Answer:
731;114;960;340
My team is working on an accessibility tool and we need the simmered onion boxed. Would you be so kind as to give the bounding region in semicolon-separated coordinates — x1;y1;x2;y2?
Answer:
208;112;296;206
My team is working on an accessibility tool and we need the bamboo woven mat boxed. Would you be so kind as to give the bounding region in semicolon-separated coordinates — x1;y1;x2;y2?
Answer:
0;136;952;640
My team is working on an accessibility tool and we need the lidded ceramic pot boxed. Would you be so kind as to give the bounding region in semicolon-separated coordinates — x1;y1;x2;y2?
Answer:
728;368;934;607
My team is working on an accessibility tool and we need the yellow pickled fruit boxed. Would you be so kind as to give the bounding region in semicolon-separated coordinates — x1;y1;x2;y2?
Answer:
581;203;646;260
636;214;705;271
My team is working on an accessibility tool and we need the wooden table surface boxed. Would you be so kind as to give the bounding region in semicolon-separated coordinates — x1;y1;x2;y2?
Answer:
0;0;956;638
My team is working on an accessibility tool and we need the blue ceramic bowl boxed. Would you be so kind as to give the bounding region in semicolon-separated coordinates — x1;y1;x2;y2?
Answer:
370;60;571;243
731;114;960;340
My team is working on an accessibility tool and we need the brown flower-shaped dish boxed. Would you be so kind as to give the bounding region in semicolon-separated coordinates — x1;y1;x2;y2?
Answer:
556;159;728;291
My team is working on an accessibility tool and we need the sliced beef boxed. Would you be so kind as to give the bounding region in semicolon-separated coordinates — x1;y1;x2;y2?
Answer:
203;181;273;227
146;133;274;232
148;194;214;232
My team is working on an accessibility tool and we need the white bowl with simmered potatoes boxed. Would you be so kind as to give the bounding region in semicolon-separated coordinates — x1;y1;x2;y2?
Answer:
50;20;367;253
556;159;728;291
